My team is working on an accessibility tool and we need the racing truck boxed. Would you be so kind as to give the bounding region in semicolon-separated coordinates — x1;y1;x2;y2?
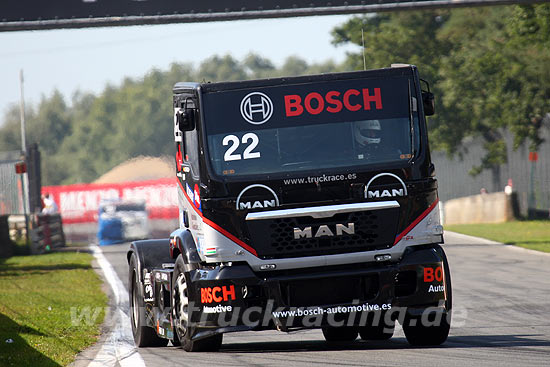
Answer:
127;64;451;352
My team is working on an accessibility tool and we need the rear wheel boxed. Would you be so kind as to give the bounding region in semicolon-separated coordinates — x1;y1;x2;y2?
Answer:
322;326;358;342
129;254;168;347
172;255;223;352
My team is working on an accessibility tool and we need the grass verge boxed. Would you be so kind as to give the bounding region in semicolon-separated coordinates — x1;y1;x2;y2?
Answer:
0;251;107;366
446;220;550;253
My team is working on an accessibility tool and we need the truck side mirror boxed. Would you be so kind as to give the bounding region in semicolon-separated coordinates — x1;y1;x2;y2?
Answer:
422;91;435;116
177;108;195;131
420;78;435;116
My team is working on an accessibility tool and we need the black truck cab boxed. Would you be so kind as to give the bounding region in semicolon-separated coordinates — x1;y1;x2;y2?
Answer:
128;65;451;352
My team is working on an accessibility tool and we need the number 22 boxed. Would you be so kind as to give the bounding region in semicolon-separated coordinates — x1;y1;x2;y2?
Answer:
223;133;261;161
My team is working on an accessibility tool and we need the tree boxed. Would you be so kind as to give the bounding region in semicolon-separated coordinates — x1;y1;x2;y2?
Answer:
331;11;449;84
332;6;550;179
505;4;550;152
331;10;452;156
32;90;72;155
198;55;247;82
437;5;550;176
279;56;309;76
0;54;340;185
243;53;276;79
0;105;27;152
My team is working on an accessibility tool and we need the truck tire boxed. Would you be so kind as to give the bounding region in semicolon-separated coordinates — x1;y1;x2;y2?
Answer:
322;326;358;342
359;320;394;341
172;254;223;352
403;246;452;346
435;245;453;312
403;313;450;346
129;254;168;347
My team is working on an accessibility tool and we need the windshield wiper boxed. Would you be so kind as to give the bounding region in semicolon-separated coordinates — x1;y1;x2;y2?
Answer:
282;161;313;168
408;80;416;159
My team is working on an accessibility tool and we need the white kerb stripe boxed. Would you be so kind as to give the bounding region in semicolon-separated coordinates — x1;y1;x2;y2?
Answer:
88;245;145;367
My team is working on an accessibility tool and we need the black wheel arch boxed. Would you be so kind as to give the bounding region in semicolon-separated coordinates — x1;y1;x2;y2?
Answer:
170;228;201;264
127;239;174;284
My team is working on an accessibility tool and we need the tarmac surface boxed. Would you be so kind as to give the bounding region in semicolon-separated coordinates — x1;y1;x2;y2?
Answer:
80;231;550;366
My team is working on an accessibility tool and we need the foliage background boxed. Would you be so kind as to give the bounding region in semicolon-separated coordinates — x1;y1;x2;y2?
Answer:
0;5;548;186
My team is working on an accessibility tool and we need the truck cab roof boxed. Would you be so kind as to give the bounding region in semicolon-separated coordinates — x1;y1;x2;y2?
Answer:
173;65;418;94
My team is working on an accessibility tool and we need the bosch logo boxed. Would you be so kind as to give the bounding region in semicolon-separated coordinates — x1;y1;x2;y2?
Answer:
424;266;443;282
284;88;382;117
200;285;236;304
240;92;273;125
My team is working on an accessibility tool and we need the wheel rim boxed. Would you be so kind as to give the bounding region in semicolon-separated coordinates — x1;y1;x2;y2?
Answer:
132;271;139;329
173;272;189;336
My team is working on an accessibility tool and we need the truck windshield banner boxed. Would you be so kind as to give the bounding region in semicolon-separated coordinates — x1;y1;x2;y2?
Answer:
203;76;409;135
203;76;414;177
204;78;409;134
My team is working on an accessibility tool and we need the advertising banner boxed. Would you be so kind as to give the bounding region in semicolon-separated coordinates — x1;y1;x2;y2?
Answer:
42;178;179;224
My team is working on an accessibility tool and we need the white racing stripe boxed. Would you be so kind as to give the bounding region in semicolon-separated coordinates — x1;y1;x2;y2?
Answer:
89;245;145;367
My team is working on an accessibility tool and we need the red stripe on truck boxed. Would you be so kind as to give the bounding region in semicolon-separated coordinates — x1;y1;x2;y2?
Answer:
393;198;439;245
178;180;258;257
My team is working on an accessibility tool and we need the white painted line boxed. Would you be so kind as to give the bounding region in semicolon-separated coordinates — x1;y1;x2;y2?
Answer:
89;245;146;367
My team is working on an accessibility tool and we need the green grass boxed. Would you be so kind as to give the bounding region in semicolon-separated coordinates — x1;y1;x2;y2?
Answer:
0;251;107;366
446;220;550;253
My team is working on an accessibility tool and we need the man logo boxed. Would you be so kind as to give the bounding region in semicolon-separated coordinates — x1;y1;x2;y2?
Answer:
236;184;280;211
294;223;355;239
240;92;273;125
364;172;408;199
238;200;276;210
367;189;405;198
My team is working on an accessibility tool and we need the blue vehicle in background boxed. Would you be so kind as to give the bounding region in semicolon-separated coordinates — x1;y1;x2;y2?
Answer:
97;200;150;245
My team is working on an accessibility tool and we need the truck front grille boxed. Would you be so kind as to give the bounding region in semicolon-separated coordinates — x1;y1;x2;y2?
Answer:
247;207;400;259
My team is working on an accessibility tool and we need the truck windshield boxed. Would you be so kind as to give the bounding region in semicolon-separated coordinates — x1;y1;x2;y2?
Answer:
203;76;417;177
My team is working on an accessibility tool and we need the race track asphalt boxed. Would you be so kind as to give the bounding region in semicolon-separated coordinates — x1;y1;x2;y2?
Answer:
92;231;550;366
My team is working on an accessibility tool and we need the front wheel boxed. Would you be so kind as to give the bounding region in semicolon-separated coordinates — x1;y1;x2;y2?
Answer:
172;255;223;352
403;313;450;346
129;254;168;347
403;245;452;346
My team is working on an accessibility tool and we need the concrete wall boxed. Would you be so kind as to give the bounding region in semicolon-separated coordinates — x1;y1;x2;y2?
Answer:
432;123;550;218
443;191;518;225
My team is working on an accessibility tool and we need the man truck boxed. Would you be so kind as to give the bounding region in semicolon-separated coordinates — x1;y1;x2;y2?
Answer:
127;64;451;352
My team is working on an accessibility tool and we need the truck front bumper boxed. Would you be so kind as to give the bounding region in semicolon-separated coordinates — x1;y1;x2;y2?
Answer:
185;245;450;339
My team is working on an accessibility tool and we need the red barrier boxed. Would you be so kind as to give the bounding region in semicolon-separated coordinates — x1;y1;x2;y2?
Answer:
42;178;179;224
